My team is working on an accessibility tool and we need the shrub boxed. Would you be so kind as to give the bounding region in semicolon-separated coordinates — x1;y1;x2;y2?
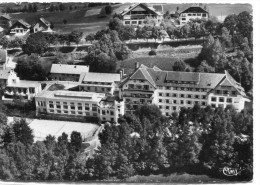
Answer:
149;49;157;56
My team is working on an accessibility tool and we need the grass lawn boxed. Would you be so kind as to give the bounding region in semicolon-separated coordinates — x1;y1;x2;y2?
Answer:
126;173;227;183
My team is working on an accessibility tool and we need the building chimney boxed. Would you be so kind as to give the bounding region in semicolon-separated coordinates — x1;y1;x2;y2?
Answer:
120;70;123;79
135;62;139;69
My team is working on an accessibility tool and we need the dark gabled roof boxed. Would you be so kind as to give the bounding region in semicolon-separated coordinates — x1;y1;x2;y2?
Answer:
166;71;200;82
181;6;208;14
0;49;7;64
11;19;31;29
121;3;160;16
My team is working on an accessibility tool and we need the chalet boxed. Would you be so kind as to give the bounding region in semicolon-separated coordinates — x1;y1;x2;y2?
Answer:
10;19;31;36
33;17;53;33
120;3;163;26
179;5;209;26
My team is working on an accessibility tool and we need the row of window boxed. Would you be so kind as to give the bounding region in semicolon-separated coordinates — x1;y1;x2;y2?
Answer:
215;90;237;96
49;104;98;111
48;109;98;116
83;82;112;85
158;93;207;99
157;86;208;92
128;84;150;90
182;13;207;17
211;97;233;103
81;86;111;92
158;99;207;106
48;101;97;107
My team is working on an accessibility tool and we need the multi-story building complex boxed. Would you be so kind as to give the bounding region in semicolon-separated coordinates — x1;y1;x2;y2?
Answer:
10;19;31;36
79;72;121;95
121;64;249;116
179;5;209;26
120;3;163;26
50;64;89;82
35;90;124;122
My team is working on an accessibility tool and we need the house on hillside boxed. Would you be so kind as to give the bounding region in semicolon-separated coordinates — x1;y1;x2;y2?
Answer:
0;69;17;88
50;64;90;82
32;17;53;33
10;19;31;36
179;5;209;26
120;3;163;26
0;14;12;31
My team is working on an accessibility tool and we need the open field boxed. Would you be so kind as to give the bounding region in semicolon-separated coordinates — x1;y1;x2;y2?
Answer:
126;173;227;183
28;119;99;142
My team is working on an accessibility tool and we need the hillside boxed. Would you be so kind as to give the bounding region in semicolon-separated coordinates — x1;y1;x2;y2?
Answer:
6;3;252;35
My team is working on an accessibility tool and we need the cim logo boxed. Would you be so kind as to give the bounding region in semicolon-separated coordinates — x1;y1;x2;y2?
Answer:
221;167;244;176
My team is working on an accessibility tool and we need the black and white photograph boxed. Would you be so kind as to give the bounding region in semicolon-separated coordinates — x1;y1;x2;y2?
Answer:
0;0;258;184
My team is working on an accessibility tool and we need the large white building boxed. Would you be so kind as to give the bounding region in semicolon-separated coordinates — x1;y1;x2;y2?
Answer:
120;3;163;26
35;90;124;122
120;64;250;116
179;5;209;26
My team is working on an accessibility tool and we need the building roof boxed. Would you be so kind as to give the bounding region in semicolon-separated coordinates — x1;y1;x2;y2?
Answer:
181;6;208;14
121;64;246;96
14;19;31;28
39;17;50;27
82;72;121;83
0;49;7;64
0;14;11;20
36;90;105;102
50;64;89;75
0;69;11;79
121;3;162;16
7;80;41;88
152;4;164;13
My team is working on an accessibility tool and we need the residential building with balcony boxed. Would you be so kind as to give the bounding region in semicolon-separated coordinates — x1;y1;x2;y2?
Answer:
120;3;163;26
10;19;31;36
179;5;209;26
120;64;250;116
79;72;121;96
50;64;89;82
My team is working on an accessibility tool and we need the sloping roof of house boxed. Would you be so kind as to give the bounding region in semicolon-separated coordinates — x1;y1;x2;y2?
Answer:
0;14;11;20
0;69;11;79
50;64;89;75
39;17;50;27
12;19;31;28
120;64;246;96
181;6;208;14
121;3;162;16
83;72;121;83
0;49;7;64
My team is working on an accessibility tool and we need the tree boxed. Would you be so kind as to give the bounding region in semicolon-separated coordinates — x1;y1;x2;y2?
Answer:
12;119;34;146
22;32;49;54
172;59;186;71
105;5;112;14
237;11;252;41
223;14;238;35
59;3;66;11
151;26;160;42
0;36;10;49
32;3;38;12
63;19;67;24
69;31;83;46
70;131;82;152
196;60;215;73
220;27;232;49
118;25;136;41
50;22;54;29
108;17;123;31
85;33;95;44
